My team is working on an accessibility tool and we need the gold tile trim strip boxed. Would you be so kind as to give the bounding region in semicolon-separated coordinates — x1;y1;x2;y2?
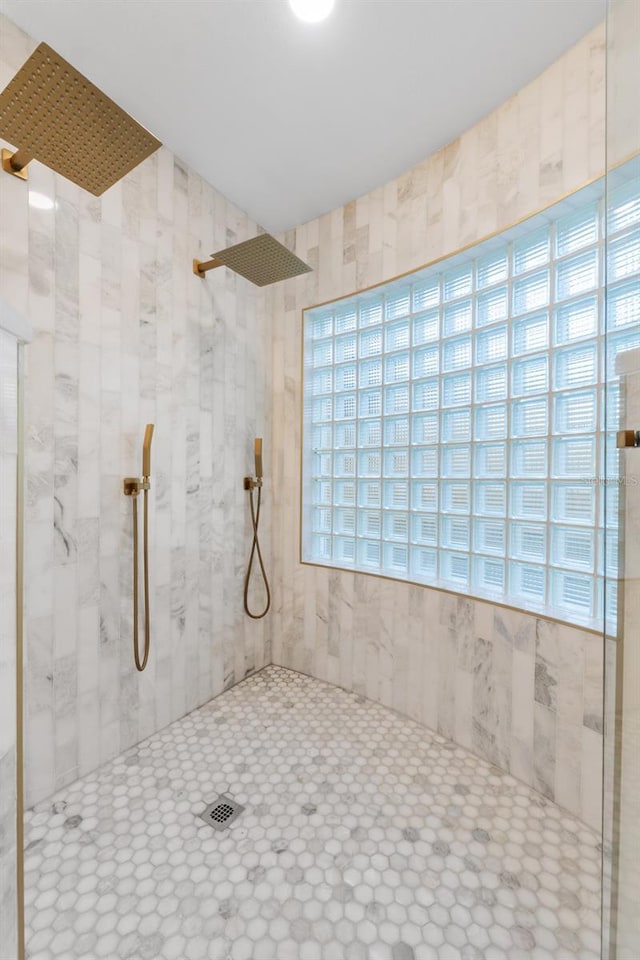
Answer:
0;42;161;195
16;344;25;960
300;152;639;317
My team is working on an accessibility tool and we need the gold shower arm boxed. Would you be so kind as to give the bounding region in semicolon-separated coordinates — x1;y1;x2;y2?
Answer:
193;257;224;278
1;147;33;180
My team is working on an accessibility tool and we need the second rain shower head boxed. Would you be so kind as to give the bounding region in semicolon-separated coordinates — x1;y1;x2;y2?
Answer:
0;42;161;194
193;233;312;287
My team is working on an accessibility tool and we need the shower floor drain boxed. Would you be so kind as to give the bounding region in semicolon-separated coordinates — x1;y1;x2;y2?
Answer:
198;795;244;831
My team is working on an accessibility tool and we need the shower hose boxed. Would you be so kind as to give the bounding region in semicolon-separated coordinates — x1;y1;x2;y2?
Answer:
132;487;151;671
243;484;271;619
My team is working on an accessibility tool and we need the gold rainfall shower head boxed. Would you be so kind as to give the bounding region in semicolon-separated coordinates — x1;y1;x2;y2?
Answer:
0;42;161;195
193;233;312;287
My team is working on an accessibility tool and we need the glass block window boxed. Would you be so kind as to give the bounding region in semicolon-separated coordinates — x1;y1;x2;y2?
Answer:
302;167;640;631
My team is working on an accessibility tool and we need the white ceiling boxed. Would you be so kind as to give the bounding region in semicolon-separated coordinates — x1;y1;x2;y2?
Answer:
1;0;605;233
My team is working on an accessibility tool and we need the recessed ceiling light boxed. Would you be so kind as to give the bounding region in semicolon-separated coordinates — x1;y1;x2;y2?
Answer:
28;191;55;210
289;0;335;24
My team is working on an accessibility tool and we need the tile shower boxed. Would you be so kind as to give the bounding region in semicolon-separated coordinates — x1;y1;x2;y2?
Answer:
0;7;633;960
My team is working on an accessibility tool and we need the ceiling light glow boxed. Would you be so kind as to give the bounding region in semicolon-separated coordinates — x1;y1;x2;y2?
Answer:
289;0;335;24
28;191;55;210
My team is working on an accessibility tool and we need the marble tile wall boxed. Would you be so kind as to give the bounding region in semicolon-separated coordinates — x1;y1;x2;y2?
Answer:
0;328;19;960
269;23;607;830
0;13;273;810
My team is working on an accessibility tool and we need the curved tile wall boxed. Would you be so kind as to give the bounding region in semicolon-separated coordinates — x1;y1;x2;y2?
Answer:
269;23;607;830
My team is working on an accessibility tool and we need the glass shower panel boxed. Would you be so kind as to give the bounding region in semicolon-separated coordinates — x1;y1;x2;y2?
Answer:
604;0;640;956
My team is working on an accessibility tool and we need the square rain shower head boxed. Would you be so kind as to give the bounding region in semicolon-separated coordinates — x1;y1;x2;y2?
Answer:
208;233;313;287
0;42;161;195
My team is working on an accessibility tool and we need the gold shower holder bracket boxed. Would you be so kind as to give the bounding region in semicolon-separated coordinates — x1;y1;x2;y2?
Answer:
244;476;262;491
123;477;150;496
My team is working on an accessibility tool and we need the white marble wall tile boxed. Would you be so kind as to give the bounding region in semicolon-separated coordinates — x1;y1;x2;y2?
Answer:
271;24;607;829
0;329;18;958
25;616;53;720
581;626;605;730
555;625;587;814
533;701;557;800
510;647;535;784
0;162;29;321
0;745;17;955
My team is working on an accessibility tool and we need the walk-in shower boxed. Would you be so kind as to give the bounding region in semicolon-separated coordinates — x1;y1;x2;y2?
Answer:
1;0;639;958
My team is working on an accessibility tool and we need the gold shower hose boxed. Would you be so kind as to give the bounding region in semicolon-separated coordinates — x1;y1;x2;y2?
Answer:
243;484;271;619
131;486;151;671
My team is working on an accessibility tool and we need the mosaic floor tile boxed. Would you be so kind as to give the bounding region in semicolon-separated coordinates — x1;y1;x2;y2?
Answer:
24;665;601;959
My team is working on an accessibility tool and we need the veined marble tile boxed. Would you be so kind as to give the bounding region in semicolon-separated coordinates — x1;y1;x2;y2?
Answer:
0;746;17;956
0;329;18;953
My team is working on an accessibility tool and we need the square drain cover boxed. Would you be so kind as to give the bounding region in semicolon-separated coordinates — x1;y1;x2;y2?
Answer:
199;795;244;831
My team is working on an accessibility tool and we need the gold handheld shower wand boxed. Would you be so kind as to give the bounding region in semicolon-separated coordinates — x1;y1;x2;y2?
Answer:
124;424;154;671
254;438;263;484
143;424;154;479
243;438;271;619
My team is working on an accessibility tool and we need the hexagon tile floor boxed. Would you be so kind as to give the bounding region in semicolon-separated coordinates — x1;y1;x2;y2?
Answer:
24;665;602;960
